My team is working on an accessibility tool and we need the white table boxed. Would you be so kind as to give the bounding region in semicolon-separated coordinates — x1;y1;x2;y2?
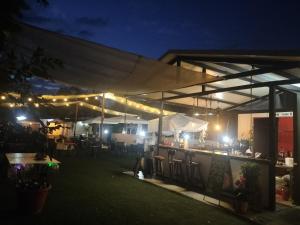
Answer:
5;153;60;165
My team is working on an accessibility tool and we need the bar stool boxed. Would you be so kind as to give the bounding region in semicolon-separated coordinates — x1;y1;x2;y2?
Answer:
169;150;183;182
167;149;175;178
186;152;205;190
153;155;165;177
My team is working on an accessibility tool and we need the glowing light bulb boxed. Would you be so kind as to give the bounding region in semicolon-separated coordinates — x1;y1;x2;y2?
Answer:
215;124;221;131
194;112;200;116
28;97;32;102
9;103;14;108
95;96;98;100
93;106;96;109
80;102;83;106
34;103;39;108
64;98;68;102
85;97;89;101
52;99;56;102
1;96;6;100
66;103;69;107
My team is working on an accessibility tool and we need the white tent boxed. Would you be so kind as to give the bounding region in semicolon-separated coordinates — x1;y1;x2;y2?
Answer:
148;113;208;135
84;115;148;125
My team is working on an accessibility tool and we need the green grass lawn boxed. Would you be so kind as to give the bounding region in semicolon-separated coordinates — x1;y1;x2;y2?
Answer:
0;152;254;225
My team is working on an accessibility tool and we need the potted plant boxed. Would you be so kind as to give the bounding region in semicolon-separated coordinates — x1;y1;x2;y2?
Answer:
241;162;261;210
234;176;249;214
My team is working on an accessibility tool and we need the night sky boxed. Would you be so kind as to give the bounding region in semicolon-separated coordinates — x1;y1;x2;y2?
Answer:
23;0;300;58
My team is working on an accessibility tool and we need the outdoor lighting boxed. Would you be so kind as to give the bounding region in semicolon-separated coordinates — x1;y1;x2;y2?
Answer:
208;112;214;116
28;97;32;102
16;115;27;121
34;103;39;107
9;103;14;108
1;96;6;100
138;130;146;137
104;129;109;134
215;124;221;131
85;97;89;101
194;112;200;116
66;103;70;107
80;102;83;106
29;122;32;125
122;129;126;134
93;106;96;109
222;136;231;143
137;116;140;119
64;98;68;102
52;99;56;102
95;96;98;100
183;134;190;140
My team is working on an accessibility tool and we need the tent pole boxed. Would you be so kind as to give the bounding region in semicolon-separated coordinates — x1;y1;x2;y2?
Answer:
73;102;79;137
157;92;164;153
268;86;276;210
124;98;128;133
100;93;105;149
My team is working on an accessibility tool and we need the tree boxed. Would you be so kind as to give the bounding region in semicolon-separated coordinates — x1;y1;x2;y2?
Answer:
0;0;62;98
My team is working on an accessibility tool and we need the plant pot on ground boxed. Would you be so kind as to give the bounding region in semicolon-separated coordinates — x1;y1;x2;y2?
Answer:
16;181;51;214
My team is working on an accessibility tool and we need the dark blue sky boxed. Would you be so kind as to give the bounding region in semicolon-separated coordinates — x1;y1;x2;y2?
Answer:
24;0;300;58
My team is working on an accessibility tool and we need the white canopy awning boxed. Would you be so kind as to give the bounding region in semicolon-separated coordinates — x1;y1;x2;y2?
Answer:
148;113;208;134
13;24;218;95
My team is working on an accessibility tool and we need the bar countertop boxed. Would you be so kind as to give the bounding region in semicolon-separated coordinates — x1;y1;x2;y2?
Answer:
159;144;271;164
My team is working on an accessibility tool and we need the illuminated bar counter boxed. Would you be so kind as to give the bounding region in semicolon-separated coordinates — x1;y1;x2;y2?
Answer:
158;144;271;208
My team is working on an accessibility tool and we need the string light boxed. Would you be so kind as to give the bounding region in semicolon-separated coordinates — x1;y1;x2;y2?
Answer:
94;96;98;100
28;97;32;102
80;102;83;106
34;103;39;108
9;103;14;108
52;99;56;102
92;106;96;109
85;97;89;101
1;96;6;100
64;98;68;102
66;103;69;107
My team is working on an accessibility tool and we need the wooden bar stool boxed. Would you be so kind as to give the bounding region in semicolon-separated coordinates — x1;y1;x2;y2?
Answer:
186;152;205;190
167;149;175;179
153;155;165;177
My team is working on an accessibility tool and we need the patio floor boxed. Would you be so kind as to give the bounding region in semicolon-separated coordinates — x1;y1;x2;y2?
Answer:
0;152;256;225
124;171;300;225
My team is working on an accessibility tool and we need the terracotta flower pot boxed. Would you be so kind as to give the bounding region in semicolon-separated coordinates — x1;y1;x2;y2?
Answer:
16;185;51;214
234;200;248;214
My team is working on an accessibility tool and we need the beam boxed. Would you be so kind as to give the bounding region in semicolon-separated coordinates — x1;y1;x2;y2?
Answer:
162;78;300;101
167;90;238;106
178;55;300;66
224;93;271;111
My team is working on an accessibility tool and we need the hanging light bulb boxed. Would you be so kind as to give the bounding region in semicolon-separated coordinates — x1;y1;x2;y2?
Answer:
28;97;32;102
66;103;70;107
64;98;68;102
85;97;89;101
80;102;83;106
1;96;6;100
215;124;221;131
34;103;39;108
9;103;14;108
52;98;57;102
94;96;98;100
